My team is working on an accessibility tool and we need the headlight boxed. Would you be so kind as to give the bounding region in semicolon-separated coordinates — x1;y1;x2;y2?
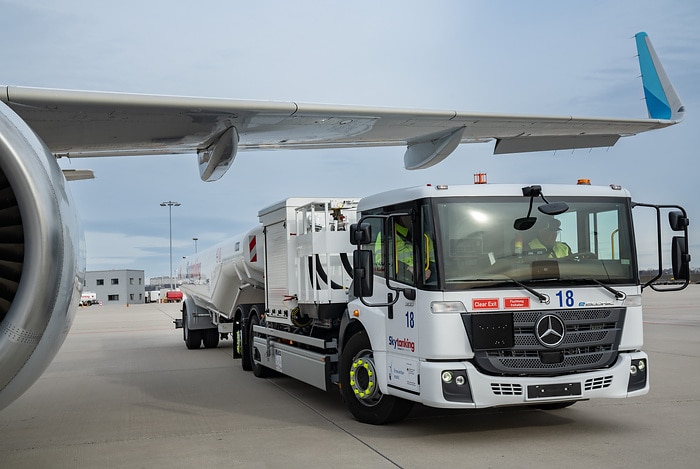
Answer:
431;301;467;314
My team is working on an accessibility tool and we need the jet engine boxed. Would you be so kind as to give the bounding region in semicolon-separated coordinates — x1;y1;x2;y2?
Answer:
0;101;84;411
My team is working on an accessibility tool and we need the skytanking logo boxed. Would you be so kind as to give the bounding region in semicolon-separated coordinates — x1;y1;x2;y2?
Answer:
388;336;415;353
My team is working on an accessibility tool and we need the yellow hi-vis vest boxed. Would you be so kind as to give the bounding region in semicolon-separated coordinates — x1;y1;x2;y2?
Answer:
375;223;434;277
394;223;413;269
528;238;570;258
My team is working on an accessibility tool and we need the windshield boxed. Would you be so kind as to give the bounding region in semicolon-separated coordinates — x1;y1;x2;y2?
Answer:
433;196;636;289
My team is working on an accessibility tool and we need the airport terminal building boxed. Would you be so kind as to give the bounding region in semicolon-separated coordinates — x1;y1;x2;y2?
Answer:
84;270;146;305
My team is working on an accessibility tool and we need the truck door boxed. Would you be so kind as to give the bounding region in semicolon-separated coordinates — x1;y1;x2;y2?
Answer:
364;207;422;394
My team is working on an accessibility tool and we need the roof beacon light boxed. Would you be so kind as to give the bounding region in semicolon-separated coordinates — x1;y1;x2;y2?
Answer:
474;173;487;184
577;178;591;185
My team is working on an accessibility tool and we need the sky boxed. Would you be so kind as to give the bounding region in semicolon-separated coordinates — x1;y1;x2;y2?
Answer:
1;0;698;281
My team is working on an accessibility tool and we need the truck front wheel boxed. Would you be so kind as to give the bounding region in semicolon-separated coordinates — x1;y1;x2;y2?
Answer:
339;331;413;425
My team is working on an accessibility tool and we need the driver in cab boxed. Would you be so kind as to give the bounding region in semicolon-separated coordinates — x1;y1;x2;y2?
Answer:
528;219;571;258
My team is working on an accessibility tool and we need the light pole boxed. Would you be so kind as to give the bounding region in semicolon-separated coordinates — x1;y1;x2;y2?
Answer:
160;201;181;290
193;237;198;253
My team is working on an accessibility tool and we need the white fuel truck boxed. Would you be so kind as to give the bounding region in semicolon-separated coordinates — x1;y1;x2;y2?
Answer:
176;182;690;424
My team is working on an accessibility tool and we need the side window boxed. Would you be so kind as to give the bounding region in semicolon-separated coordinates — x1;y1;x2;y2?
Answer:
364;207;420;287
367;217;385;275
590;210;621;260
420;205;437;286
392;214;415;285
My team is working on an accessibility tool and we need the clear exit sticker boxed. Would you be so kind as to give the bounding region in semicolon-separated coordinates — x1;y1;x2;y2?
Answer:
472;298;499;310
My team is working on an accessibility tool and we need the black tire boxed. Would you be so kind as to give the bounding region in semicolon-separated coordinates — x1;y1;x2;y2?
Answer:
248;309;271;378
339;331;413;425
232;319;241;359
183;308;202;350
203;328;219;349
236;307;252;370
240;317;253;371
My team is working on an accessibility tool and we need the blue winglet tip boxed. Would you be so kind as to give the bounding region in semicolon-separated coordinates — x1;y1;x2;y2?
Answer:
635;32;684;121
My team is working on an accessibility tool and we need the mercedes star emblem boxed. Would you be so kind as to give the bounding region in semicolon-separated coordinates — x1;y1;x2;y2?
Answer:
535;314;566;348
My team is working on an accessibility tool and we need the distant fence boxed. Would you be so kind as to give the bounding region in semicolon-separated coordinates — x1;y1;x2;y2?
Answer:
639;270;700;285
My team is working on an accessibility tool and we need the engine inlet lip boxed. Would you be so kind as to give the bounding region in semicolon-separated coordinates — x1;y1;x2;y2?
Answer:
0;101;73;393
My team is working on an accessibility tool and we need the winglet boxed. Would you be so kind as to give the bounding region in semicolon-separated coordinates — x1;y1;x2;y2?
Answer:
635;32;684;121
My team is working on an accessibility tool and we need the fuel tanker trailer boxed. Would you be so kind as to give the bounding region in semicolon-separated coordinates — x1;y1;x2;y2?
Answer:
176;184;690;424
176;223;266;350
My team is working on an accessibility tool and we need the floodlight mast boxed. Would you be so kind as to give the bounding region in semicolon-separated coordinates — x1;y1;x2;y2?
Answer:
160;201;181;290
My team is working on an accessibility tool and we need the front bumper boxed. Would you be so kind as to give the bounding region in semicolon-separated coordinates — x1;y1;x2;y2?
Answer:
414;352;648;409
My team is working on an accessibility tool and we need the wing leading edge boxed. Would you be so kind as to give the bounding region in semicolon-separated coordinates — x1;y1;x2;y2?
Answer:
0;33;683;181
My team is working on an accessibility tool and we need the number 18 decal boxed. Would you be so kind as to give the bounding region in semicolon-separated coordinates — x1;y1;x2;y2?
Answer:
405;311;415;328
556;290;575;307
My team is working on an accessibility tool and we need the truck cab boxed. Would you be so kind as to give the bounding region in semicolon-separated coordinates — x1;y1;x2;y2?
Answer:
345;183;689;423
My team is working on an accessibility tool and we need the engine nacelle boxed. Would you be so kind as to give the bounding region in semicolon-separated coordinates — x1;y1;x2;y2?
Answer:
0;101;84;411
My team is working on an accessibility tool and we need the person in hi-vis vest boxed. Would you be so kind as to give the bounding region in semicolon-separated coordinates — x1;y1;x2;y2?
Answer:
528;219;571;258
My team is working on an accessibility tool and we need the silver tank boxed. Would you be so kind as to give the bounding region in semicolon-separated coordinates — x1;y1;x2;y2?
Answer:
178;226;265;318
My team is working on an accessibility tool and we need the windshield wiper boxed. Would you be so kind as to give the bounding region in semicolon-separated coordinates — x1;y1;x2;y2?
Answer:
587;279;626;300
451;276;624;303
459;277;549;304
504;278;550;304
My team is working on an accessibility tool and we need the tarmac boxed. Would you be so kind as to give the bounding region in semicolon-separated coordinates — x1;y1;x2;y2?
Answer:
0;286;698;468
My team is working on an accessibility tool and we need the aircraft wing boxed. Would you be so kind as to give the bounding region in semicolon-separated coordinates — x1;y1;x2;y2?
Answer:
0;32;683;180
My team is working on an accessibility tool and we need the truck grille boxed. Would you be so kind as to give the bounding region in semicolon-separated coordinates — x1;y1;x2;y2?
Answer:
465;308;625;376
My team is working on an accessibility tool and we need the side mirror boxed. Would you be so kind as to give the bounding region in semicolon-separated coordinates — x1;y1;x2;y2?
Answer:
672;236;691;280
669;211;689;231
353;249;374;297
515;185;568;230
350;223;372;246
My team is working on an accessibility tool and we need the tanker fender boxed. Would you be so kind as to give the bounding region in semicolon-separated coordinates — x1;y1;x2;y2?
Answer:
182;296;215;331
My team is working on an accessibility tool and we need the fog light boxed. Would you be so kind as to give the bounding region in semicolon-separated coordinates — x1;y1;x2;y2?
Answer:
627;358;648;392
455;375;466;386
441;371;454;383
